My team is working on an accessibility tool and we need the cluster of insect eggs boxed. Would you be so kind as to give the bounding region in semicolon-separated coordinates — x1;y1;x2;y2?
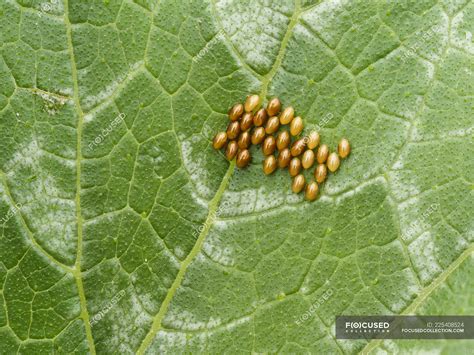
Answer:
212;95;351;201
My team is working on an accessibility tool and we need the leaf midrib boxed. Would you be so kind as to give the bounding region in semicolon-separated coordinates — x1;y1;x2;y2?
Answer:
64;0;96;353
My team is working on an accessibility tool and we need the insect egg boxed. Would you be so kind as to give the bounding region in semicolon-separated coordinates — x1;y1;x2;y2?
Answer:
290;138;306;157
289;157;302;177
292;174;305;193
236;149;251;168
253;108;268;126
277;148;291;168
327;152;340;172
240;112;253;131
280;107;294;125
227;121;240;140
314;163;327;183
244;94;260;112
338;138;351;158
251;127;265;144
237;131;251;149
307;131;320;149
316;144;329;163
266;97;281;116
290;116;303;136
301;149;315;169
228;103;244;121
276;130;290;150
265;116;280;134
225;140;238;160
263;155;277;175
213;132;227;150
251;127;266;145
305;181;319;201
262;135;276;155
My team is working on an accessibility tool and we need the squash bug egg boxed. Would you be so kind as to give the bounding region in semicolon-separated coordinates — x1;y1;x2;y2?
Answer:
327;152;340;172
251;127;266;145
338;138;351;158
314;163;327;183
225;140;238;160
236;149;251;168
302;149;315;169
228;103;244;121
237;131;251;149
290;116;303;136
240;112;254;132
262;135;276;156
213;132;227;150
289;157;302;177
290;138;306;157
277;148;291;168
227;121;240;140
316;144;329;163
292;174;305;193
244;94;260;112
276;130;290;150
263;155;277;175
307;131;320;149
265;116;280;134
253;108;268;127
280;106;294;125
266;97;281;116
305;181;319;201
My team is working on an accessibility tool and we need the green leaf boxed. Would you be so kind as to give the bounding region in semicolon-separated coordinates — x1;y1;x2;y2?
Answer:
0;0;473;353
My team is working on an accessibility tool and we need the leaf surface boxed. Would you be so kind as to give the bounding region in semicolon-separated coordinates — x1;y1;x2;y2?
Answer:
0;0;473;353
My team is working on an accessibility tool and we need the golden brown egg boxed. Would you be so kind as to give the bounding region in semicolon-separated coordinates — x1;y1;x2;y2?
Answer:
263;155;277;175
251;127;266;145
244;94;260;112
213;132;227;150
314;163;327;183
280;107;294;125
236;149;251;168
338;138;351;158
316;144;329;163
225;141;238;160
227;121;240;140
305;181;319;201
262;135;276;155
277;148;291;168
292;174;305;193
266;97;281;116
327;152;340;172
276;131;290;150
228;103;244;121
289;157;302;177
